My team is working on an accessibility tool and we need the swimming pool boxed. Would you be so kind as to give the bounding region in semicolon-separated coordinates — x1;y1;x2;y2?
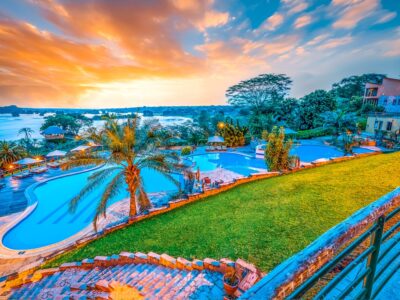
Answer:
189;152;267;176
189;144;375;175
2;166;182;250
290;144;374;162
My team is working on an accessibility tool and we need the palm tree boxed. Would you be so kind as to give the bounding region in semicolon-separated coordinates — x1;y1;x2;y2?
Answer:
0;141;26;169
18;127;34;151
18;127;34;141
63;118;186;230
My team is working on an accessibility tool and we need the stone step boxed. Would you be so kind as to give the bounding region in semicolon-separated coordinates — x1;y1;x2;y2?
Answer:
6;253;263;300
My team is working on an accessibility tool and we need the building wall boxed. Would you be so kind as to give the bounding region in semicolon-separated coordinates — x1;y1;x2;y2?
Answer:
364;78;400;111
366;115;400;134
378;95;400;113
379;78;400;97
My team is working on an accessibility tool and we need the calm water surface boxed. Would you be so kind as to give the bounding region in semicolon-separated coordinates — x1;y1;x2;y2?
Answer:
0;114;192;141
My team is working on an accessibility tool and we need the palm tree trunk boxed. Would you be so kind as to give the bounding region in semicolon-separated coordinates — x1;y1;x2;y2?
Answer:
129;192;137;217
126;164;139;218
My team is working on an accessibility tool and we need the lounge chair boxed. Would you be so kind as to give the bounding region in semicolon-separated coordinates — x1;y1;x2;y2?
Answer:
12;171;32;179
31;166;48;174
47;161;60;168
0;182;5;189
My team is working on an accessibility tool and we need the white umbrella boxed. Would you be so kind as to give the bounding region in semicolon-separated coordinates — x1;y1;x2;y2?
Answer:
15;158;42;165
70;145;91;152
207;136;225;143
46;150;67;158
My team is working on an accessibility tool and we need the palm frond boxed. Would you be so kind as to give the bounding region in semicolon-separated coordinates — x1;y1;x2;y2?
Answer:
61;157;105;171
92;171;125;231
69;167;122;213
88;166;123;181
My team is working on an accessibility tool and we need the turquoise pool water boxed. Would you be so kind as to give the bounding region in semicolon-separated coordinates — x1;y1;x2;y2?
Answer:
3;166;181;250
189;153;267;176
190;145;375;174
290;144;373;162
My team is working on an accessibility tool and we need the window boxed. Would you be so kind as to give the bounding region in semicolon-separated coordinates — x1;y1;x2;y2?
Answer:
374;120;383;130
366;88;378;97
386;121;393;131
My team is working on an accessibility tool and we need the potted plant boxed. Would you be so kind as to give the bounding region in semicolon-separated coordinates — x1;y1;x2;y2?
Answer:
223;271;239;297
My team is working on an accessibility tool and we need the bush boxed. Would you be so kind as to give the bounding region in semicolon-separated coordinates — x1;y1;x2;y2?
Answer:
357;117;367;131
181;146;192;156
264;126;293;171
296;127;333;139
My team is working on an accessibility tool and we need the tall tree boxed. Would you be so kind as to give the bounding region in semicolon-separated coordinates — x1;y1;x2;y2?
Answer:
63;118;187;230
321;110;358;140
331;74;386;99
198;110;211;132
298;90;336;130
18;127;34;150
226;73;292;112
41;114;93;135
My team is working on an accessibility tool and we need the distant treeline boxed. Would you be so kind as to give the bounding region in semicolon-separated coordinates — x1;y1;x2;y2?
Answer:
0;105;235;118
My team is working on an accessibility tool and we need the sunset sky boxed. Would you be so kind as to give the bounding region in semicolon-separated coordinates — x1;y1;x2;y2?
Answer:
0;0;399;108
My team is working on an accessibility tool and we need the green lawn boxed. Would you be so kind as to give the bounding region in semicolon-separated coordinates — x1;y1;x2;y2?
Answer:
46;152;400;271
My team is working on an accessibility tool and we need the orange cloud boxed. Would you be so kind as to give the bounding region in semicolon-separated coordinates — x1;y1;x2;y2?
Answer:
294;15;312;28
332;0;379;29
260;13;284;31
1;0;227;106
317;36;353;50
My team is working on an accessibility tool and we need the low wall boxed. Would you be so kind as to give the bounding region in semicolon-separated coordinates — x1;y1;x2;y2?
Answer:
0;150;384;281
240;187;400;299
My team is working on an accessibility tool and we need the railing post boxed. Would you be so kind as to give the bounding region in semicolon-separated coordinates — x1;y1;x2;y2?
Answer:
364;216;385;299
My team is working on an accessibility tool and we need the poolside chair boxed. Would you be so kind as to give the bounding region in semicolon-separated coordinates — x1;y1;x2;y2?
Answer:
12;170;32;179
31;166;48;174
47;161;60;168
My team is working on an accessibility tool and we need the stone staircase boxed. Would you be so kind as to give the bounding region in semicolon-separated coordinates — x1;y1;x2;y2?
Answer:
1;252;262;299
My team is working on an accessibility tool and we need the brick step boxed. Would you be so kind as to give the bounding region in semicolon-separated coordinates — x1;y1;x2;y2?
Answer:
6;252;262;299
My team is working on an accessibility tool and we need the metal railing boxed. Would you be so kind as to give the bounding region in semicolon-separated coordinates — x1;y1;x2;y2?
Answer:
287;207;400;300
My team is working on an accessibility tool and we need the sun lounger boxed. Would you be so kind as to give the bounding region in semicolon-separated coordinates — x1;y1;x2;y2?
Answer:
47;161;60;168
12;171;32;179
31;166;48;174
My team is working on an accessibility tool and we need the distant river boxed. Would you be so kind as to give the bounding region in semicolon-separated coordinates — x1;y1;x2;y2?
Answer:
0;114;192;141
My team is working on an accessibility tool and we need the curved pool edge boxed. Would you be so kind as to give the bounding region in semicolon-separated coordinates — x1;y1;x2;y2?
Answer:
187;150;255;159
0;164;108;258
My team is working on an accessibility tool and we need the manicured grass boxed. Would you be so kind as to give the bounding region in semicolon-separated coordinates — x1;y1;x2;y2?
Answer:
46;152;400;271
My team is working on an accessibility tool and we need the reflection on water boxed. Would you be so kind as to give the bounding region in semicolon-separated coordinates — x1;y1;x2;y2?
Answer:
0;113;192;141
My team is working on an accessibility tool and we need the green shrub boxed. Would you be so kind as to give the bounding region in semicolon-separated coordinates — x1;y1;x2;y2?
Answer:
296;127;333;139
264;126;293;171
181;146;192;156
357;117;367;131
